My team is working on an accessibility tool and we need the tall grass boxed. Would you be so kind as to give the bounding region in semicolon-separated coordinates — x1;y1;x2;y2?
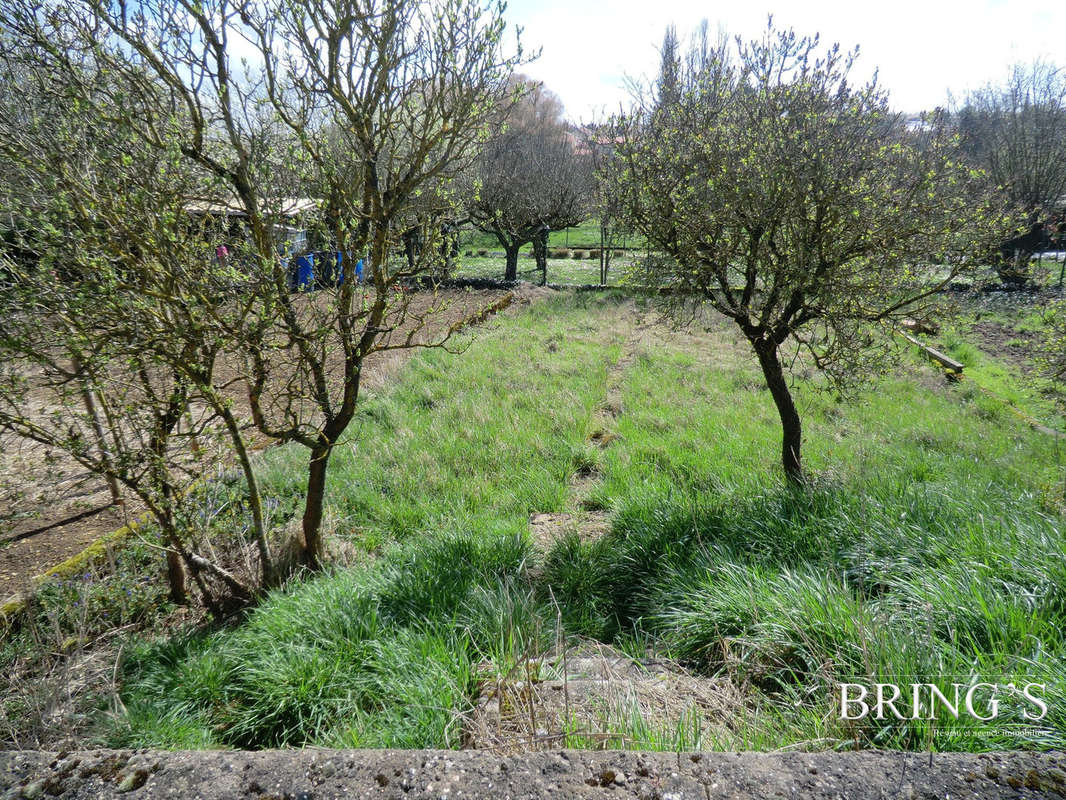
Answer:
111;530;551;749
254;291;633;551
108;292;1066;752
540;324;1065;749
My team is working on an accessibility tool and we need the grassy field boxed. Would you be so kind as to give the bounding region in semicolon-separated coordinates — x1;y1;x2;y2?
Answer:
83;290;1065;754
458;222;642;254
453;222;645;286
450;254;633;285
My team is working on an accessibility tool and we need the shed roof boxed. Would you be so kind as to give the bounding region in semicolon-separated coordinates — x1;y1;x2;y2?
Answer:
184;197;319;218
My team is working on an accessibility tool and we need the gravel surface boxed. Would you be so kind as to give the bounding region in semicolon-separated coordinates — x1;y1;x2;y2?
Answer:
2;748;1065;799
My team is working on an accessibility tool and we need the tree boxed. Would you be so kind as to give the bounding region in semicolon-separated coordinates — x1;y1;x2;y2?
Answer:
583;125;624;286
612;23;1002;483
656;25;681;109
468;79;591;282
956;61;1066;216
5;0;524;571
0;61;263;610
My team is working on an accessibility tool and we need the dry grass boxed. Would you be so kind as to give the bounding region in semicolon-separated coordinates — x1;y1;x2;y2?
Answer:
465;641;746;753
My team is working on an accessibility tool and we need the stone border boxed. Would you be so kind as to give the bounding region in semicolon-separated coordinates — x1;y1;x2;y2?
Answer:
2;748;1063;799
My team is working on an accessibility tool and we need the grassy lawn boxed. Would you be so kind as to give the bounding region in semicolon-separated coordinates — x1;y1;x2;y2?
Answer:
458;222;643;254
24;291;1066;753
451;254;633;285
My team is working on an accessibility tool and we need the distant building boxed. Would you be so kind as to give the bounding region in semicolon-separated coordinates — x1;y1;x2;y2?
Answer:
184;197;320;258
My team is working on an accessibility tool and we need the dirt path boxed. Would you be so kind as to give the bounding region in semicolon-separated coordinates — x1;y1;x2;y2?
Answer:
528;308;655;550
0;288;517;601
2;747;1063;799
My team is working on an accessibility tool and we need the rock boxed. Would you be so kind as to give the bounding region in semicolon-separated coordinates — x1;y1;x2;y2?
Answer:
115;768;148;793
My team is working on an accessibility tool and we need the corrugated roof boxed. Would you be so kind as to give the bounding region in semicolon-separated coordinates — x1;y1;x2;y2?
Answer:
184;197;319;217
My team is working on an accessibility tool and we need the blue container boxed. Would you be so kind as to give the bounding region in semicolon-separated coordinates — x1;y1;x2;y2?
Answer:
296;254;314;291
335;251;344;286
355;258;365;284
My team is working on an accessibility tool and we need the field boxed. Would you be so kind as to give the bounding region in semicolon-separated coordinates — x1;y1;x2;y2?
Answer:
458;222;641;254
0;287;514;601
2;287;1065;754
453;223;643;286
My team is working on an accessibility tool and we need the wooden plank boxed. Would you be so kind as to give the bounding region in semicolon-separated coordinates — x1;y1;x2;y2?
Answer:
897;329;964;374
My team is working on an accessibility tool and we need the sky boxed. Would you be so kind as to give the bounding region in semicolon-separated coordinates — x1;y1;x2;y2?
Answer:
502;0;1066;122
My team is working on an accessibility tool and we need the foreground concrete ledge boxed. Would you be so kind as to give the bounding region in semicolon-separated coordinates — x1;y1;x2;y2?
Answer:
2;748;1064;799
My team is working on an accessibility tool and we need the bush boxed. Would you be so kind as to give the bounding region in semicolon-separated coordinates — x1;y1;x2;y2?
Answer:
550;248;570;259
574;250;588;259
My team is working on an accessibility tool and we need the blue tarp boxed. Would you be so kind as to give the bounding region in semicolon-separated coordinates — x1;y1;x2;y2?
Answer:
295;253;314;291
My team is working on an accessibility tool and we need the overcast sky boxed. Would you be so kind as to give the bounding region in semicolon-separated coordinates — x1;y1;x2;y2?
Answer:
502;0;1065;121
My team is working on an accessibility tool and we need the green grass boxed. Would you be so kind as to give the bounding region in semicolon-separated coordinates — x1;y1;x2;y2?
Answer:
110;531;545;749
450;253;631;286
105;292;1066;753
253;291;633;551
930;325;1066;434
544;482;1065;749
458;222;642;253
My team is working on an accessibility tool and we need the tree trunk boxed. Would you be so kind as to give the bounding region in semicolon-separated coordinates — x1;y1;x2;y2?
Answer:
221;408;273;587
504;243;520;282
161;526;215;613
166;548;187;605
403;228;419;272
753;339;803;484
599;223;609;286
533;231;548;286
300;443;332;570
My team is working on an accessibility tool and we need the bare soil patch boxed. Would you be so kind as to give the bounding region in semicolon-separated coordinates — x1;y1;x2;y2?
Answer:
0;287;513;600
967;319;1038;369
